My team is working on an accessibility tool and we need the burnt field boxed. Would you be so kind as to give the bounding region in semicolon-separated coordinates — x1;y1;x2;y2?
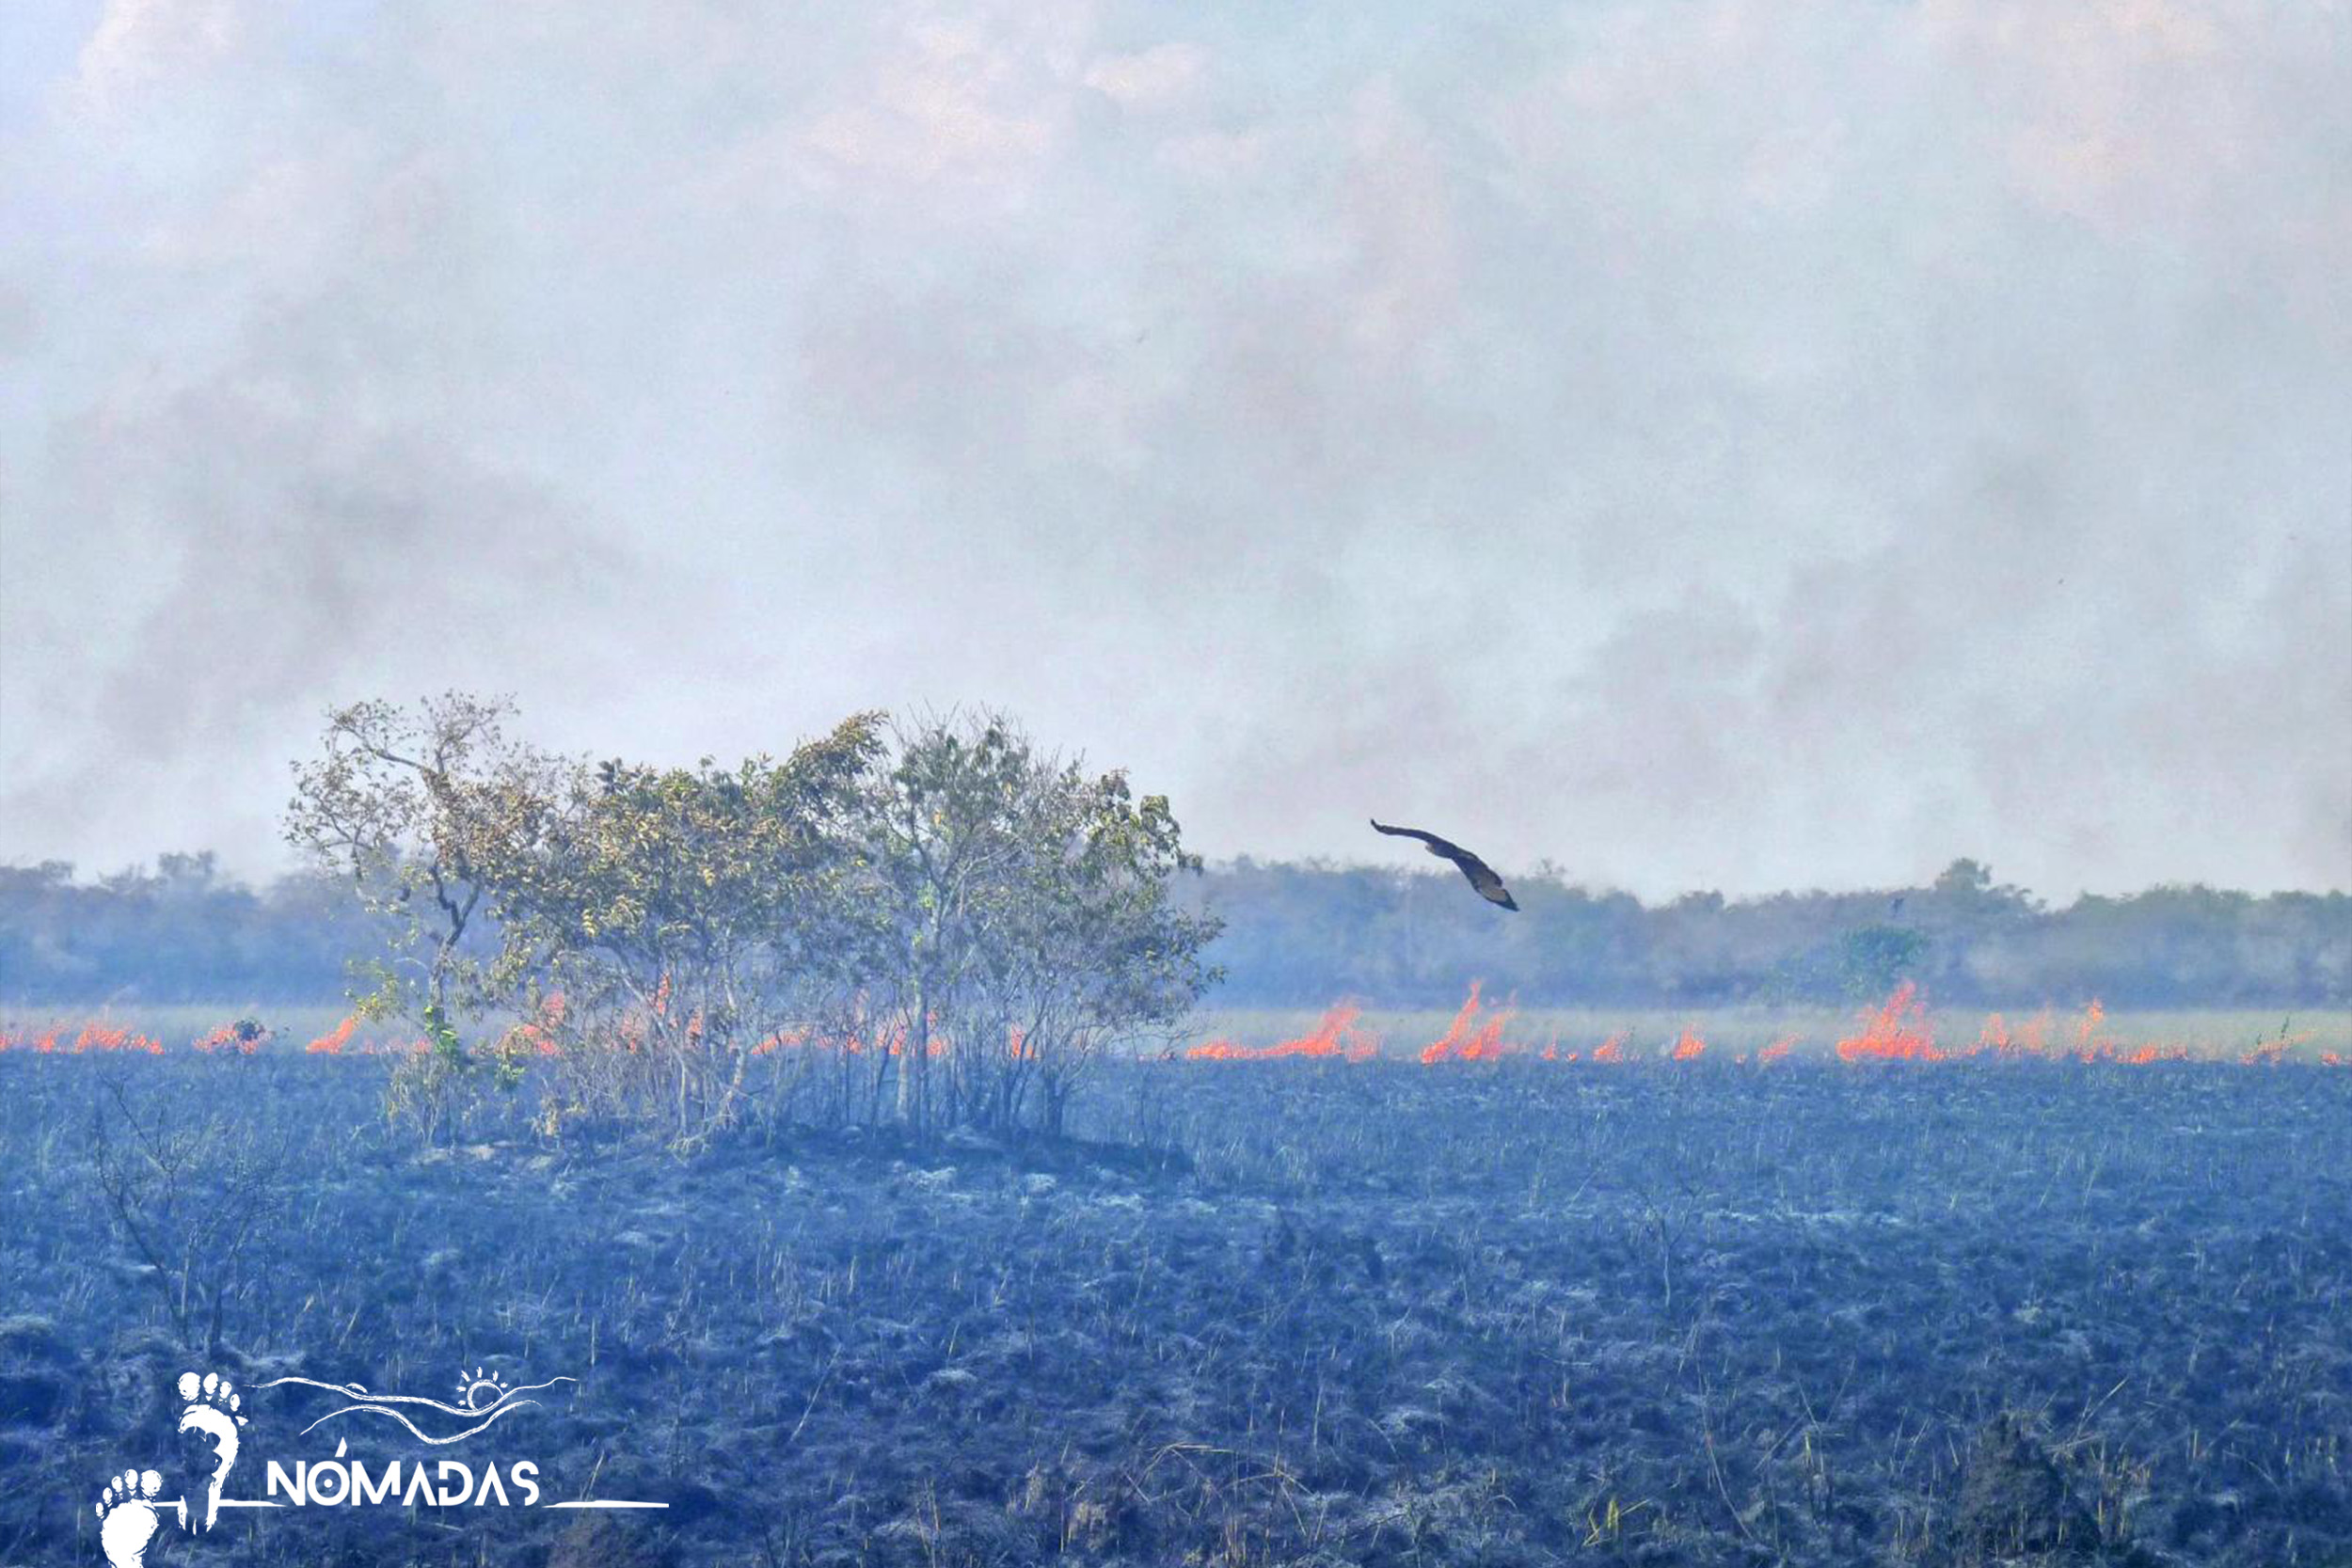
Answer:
2;1055;2348;1568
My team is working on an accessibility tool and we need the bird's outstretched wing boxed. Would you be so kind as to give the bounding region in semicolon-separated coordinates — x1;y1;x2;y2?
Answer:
1370;819;1449;851
1370;819;1519;911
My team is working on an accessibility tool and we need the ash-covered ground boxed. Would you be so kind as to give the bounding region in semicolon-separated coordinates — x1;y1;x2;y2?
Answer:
2;1056;2347;1567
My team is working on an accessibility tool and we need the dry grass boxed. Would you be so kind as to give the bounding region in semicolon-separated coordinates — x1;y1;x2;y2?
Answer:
4;999;2346;1064
1184;1003;2352;1062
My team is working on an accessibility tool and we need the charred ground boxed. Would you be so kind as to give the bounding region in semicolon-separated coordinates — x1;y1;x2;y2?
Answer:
2;1057;2347;1568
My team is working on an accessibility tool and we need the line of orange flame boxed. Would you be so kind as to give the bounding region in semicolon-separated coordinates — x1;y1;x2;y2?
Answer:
0;1023;165;1054
1188;985;2340;1068
1190;1002;1381;1061
2;988;2344;1067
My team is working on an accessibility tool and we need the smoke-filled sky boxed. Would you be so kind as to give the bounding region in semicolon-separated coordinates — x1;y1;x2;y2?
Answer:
2;0;2346;899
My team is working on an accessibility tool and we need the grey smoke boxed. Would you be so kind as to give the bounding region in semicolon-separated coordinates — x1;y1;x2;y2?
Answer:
1;0;2344;898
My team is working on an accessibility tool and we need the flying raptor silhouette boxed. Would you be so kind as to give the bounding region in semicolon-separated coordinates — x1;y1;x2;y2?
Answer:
1370;819;1518;911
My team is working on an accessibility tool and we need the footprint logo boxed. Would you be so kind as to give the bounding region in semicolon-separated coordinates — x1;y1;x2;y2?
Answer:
174;1370;247;1532
93;1471;167;1568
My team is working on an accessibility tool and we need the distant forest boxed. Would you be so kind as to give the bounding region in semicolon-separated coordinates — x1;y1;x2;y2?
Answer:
2;852;2344;1009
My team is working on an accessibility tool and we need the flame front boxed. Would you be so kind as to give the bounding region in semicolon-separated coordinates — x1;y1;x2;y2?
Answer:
1419;983;1518;1063
1189;1003;1380;1061
0;990;2343;1071
1835;982;1941;1062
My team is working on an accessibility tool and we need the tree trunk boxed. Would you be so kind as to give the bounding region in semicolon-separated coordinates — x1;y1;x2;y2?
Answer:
899;978;930;1136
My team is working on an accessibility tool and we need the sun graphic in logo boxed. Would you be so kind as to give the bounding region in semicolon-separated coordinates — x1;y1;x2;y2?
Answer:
453;1367;511;1414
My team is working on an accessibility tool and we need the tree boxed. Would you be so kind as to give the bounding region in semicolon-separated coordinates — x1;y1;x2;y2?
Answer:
1934;858;1994;898
1836;924;1929;1001
285;694;564;1060
486;721;882;1144
850;713;1222;1138
850;715;1037;1134
959;748;1222;1135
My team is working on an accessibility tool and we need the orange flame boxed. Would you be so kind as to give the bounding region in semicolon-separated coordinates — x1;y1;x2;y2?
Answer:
1419;983;1518;1063
753;1025;813;1055
1420;982;1484;1065
192;1022;262;1054
2073;998;2114;1062
2242;1024;2313;1066
1455;1008;1517;1061
2018;1008;2051;1057
1836;982;1941;1062
61;1023;166;1055
1188;1002;1381;1061
1154;994;2332;1073
493;991;569;1058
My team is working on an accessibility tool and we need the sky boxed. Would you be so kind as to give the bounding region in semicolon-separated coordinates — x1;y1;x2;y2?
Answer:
1;0;2346;900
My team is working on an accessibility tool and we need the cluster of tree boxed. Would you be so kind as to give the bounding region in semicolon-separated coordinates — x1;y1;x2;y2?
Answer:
1196;857;2348;1007
0;853;376;1004
278;696;1220;1146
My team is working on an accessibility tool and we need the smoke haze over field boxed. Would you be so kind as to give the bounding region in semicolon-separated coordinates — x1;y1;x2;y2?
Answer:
1;0;2346;898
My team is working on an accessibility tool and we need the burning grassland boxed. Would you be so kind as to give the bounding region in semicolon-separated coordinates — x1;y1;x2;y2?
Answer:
1187;1001;1380;1061
5;990;2347;1070
1188;989;2348;1069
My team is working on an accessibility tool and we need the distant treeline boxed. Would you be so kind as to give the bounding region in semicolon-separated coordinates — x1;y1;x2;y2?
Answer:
1;852;2345;1010
1197;857;2348;1008
0;855;372;1006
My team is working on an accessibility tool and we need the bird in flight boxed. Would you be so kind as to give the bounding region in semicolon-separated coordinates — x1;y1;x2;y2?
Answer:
1370;820;1518;911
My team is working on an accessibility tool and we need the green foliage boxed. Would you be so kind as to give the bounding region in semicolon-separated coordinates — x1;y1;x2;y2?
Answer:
1837;925;1930;1000
486;718;885;1145
421;1001;465;1065
281;699;1220;1147
851;712;1223;1135
283;693;564;1037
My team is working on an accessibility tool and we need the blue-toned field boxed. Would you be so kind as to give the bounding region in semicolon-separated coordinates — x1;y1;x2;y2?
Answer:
2;1046;2348;1567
